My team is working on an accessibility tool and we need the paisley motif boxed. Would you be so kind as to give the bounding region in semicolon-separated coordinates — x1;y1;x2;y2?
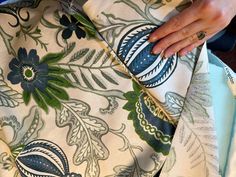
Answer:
123;82;176;155
117;24;178;88
15;139;82;177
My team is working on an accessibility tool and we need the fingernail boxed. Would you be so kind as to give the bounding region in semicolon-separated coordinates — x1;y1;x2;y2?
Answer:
164;51;173;58
148;36;158;42
152;47;163;55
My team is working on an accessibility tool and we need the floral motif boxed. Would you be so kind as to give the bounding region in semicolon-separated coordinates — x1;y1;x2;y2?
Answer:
8;48;48;92
7;47;74;113
60;14;86;40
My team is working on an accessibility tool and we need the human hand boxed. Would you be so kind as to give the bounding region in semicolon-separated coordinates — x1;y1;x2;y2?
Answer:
149;0;236;57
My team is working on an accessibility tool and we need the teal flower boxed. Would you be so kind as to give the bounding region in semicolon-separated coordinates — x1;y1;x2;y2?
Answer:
7;48;74;113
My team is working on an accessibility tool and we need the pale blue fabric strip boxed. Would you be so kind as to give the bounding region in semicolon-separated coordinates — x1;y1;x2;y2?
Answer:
208;51;236;176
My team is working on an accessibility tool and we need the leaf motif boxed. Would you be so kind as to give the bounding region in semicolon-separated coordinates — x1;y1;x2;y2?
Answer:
61;42;76;58
32;89;48;113
80;71;94;90
161;92;184;118
183;63;212;122
40;8;60;29
69;48;89;62
112;68;130;79
0;68;22;108
83;49;96;65
0;26;16;56
101;52;111;66
38;89;61;110
40;52;64;64
23;91;31;105
105;165;135;177
48;66;73;75
10;106;44;147
55;99;109;177
91;73;107;89
73;13;96;37
47;83;69;101
92;49;105;65
48;75;74;88
95;13;128;47
101;71;118;85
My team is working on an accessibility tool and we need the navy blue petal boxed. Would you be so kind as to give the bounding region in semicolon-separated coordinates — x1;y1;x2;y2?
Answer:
21;81;35;92
28;49;39;65
7;72;22;84
37;63;48;74
75;27;86;39
60;15;70;26
18;48;27;62
34;77;48;91
70;15;77;23
62;28;72;39
9;58;21;71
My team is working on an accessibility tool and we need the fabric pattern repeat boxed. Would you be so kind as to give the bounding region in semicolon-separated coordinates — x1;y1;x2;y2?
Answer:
0;0;221;177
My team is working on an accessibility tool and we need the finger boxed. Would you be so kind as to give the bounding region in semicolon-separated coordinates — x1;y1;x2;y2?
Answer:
151;20;204;55
163;29;209;57
148;4;199;42
178;33;216;56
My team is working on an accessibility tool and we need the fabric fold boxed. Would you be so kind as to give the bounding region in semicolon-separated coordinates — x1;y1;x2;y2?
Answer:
82;0;220;176
0;0;222;176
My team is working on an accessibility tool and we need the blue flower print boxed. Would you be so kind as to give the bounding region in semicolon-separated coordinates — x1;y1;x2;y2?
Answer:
60;14;86;40
7;48;48;92
7;47;74;113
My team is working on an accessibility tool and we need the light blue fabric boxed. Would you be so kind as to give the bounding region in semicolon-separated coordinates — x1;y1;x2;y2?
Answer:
208;52;235;175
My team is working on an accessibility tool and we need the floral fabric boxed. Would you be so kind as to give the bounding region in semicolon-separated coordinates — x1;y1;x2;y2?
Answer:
0;0;221;177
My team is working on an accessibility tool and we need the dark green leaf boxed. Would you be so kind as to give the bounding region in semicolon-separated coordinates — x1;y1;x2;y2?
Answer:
112;68;131;79
83;49;96;65
133;80;141;93
101;71;118;85
123;91;138;102
80;71;94;90
128;111;136;120
123;102;134;111
91;73;106;89
73;13;96;37
23;91;31;105
32;89;49;113
47;83;69;101
40;52;64;64
48;66;73;75
38;89;61;110
48;75;74;88
69;48;89;62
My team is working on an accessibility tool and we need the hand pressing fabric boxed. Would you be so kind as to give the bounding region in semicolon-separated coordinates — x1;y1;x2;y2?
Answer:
149;0;236;57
